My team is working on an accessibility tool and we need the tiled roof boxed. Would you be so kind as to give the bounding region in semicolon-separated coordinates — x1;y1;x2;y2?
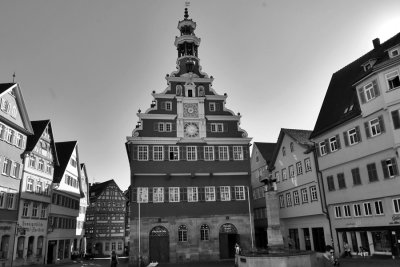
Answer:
253;142;276;163
25;120;48;151
310;32;400;138
282;128;313;146
0;83;15;95
53;141;77;183
89;179;119;199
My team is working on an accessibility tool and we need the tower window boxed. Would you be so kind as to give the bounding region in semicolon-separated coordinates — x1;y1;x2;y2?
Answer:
188;90;193;97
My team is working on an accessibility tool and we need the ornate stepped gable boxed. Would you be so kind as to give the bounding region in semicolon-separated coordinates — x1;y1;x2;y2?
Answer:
131;8;248;142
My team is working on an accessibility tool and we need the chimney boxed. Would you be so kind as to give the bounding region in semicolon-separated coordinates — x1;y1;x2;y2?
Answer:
373;38;380;49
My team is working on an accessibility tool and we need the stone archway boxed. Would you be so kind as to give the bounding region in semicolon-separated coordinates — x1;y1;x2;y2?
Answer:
149;226;169;263
219;223;239;259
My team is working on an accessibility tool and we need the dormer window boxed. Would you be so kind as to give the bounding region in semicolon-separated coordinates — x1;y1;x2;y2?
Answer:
389;48;399;58
364;63;372;71
362;59;376;72
386;70;400;90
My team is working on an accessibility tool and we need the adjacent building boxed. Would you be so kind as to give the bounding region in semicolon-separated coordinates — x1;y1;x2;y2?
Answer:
75;163;89;256
268;128;330;252
15;120;58;266
310;33;400;258
126;8;252;265
46;141;83;264
0;83;33;267
250;142;276;249
85;180;126;257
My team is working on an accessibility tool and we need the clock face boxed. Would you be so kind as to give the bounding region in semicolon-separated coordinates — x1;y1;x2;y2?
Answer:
184;122;199;138
183;103;198;117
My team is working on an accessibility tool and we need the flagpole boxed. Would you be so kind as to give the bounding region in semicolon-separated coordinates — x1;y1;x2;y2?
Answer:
138;201;141;266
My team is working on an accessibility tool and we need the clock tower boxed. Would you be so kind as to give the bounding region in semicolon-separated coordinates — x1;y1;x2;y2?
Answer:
126;8;252;265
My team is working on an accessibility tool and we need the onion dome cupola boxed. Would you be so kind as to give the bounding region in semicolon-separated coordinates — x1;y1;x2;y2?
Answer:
174;8;202;75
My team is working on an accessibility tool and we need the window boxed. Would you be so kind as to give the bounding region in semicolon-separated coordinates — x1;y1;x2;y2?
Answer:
10;162;19;178
301;188;308;203
211;123;224;132
390;48;399;58
138;146;148;161
186;146;197;161
293;191;299;205
319;141;327;156
392;110;400;130
153;187;164;203
351;168;362;185
105;242;110;251
365;116;385;137
40;205;47;218
70;158;77;167
363;81;379;102
220;186;231;201
329;136;339;152
286;193;292;207
169;146;179;161
334;206;342;218
204;146;214;161
375;200;384;215
46;164;52;174
29;156;36;168
282;169;287;181
346;127;361;146
165;101;172;111
6;193;14;209
36;181;42;194
382;158;398;178
0;191;4;208
296;162;303;175
343;205;351;217
304;158;312;172
209;102;216;112
327;175;335;191
111;242;116;251
279;195;285;208
289;165;295;178
282;147;286;156
157;122;172;132
218;146;229;161
233;146;244;160
386;70;400;90
137;187;148;203
290;142;294;152
178;225;188;242
5;129;13;144
235;186;245;200
275;171;280;182
205;186;215;201
32;203;38;217
354;204;362;217
169;187;180;202
2;158;11;175
38;160;44;171
310;186;318;201
394;198;400;214
367;163;379;182
337;173;346;189
187;187;198;202
153;146;164;161
17;236;24;258
15;134;22;147
22;202;29;216
200;224;210;241
0;235;10;259
364;202;372;216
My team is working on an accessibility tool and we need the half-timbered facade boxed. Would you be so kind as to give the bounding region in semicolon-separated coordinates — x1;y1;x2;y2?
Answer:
126;8;252;265
0;83;33;267
85;180;126;257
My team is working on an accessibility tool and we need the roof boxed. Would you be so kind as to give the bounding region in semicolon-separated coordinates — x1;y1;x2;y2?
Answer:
268;128;313;170
253;142;276;164
53;141;77;183
89;179;121;199
0;83;15;95
310;32;400;138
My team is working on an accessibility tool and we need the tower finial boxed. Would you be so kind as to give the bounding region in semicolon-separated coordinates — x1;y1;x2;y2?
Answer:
184;7;189;19
12;72;16;83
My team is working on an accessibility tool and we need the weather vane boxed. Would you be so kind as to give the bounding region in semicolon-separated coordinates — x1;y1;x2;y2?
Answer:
12;72;16;83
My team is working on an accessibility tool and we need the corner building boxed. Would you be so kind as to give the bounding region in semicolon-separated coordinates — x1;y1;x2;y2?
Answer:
126;9;252;265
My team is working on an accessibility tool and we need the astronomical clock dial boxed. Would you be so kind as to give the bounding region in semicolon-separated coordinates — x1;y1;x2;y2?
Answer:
184;122;199;138
183;103;199;117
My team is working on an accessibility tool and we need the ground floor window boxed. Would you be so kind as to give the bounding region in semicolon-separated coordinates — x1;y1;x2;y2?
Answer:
58;240;64;260
64;239;70;259
372;231;391;253
17;236;25;258
0;235;10;259
37;236;43;256
118;242;122;251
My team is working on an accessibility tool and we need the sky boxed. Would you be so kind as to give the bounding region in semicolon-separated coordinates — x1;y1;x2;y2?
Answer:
1;0;399;191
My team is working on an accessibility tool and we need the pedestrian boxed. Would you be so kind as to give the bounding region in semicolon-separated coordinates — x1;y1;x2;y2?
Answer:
343;242;351;258
110;250;118;267
322;245;339;266
234;243;240;266
287;236;294;250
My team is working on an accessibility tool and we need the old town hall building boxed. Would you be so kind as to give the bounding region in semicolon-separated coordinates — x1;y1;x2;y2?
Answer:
126;9;252;265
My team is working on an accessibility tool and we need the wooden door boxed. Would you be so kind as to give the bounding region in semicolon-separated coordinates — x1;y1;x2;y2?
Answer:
149;226;169;263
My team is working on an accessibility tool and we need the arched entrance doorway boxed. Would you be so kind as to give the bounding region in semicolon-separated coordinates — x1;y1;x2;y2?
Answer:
219;223;239;259
149;226;169;263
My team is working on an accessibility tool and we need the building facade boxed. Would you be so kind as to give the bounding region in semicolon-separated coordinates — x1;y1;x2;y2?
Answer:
250;142;276;249
14;120;58;266
0;83;34;267
268;129;331;252
46;141;83;264
75;163;89;257
310;33;400;258
126;8;252;265
85;180;126;257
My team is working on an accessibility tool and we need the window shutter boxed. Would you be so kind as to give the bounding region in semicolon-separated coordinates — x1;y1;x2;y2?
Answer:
355;126;362;142
172;123;177;131
231;187;236;200
336;134;341;149
216;103;221;111
153;122;159;131
132;146;138;160
343;131;349;146
148;188;153;203
392;111;400;129
165;188;169;202
392;158;399;176
372;80;380;97
180;188;186;202
364;122;371;138
216;187;221;201
160;102;166;110
180;146;185;160
148;146;153;161
198;187;205;201
358;88;366;104
315;143;321;157
324;139;330;153
132;188;137;203
378;115;385;133
381;160;389;179
244;147;249;160
206;123;211;132
223;123;229;132
198;146;204;160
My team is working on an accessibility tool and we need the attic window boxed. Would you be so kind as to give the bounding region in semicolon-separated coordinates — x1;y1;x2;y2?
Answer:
390;48;399;58
364;63;372;71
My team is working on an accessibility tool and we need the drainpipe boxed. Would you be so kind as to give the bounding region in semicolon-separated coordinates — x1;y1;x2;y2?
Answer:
309;143;335;251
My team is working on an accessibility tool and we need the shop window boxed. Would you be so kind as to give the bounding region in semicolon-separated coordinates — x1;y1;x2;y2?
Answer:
27;236;34;257
17;236;24;258
37;236;43;256
0;235;9;259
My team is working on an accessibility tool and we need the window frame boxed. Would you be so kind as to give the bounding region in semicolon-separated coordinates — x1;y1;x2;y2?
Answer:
169;187;180;202
152;146;164;161
138;146;149;161
393;198;400;214
354;203;362;217
310;186;318;201
152;187;164;203
186;146;197;161
233;146;244;160
218;146;229;161
204;146;214;161
296;162;303;175
301;188;308;203
187;187;198;202
235;186;246;200
304;158;312;172
293;191;299;205
286;192;292;207
319;141;327;156
334;206;342;218
343;205;351;218
386;70;400;90
329;136;338;152
364;202;372;216
220;186;231;201
374;200;384;215
169;146;179;161
205;186;216;202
